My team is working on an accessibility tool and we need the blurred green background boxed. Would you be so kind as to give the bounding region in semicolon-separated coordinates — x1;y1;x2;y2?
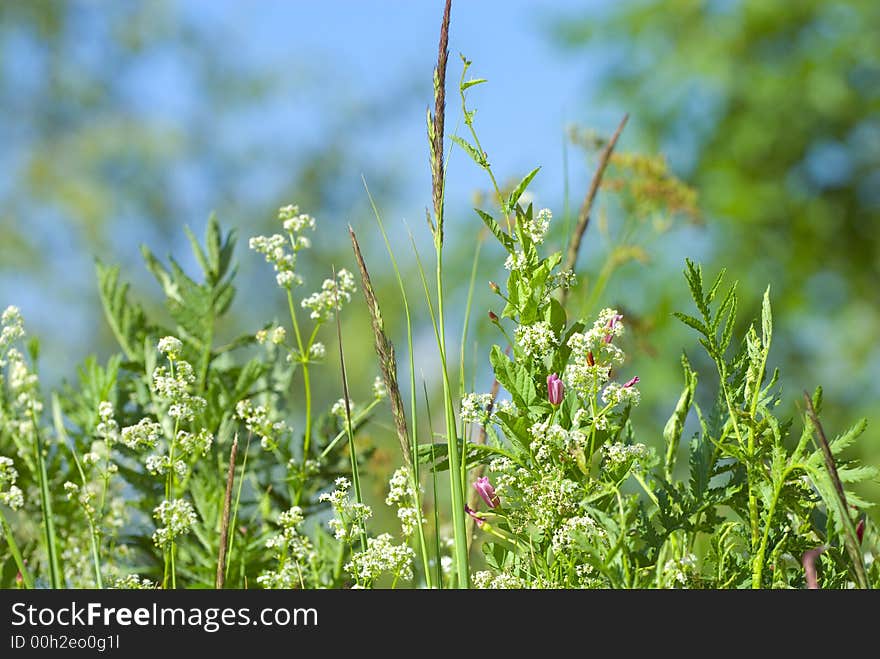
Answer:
1;1;877;517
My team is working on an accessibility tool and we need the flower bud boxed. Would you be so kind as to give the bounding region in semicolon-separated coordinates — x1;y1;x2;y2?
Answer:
623;375;640;389
489;281;500;294
856;518;865;544
473;476;500;509
464;504;485;528
488;311;499;323
547;373;564;405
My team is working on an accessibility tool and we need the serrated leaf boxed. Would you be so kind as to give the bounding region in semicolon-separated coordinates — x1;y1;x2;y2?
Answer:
673;311;709;337
95;261;151;362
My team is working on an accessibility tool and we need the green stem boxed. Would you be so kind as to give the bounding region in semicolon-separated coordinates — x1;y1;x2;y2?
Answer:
225;433;252;584
436;247;470;589
32;410;61;588
0;509;33;588
286;290;313;467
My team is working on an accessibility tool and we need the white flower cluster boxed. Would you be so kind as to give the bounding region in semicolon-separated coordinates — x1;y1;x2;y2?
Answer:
96;401;118;446
249;204;315;290
300;268;356;322
152;350;206;423
521;207;552;244
175;428;213;458
151;499;197;549
503;250;529;272
460;392;494;424
604;442;650;467
563;308;626;398
278;204;316;238
385;467;423;538
110;575;156;590
489;457;581;534
662;553;697;588
157;336;183;361
255;326;287;346
330;398;352;420
0;456;24;510
0;306;24;355
548;269;577;292
345;533;415;584
319;477;372;543
472;570;527;589
550;515;604;554
120;418;162;451
601;381;641;407
515;320;558;360
258;506;317;589
528;420;587;465
2;342;43;437
235;399;289;451
250;234;301;289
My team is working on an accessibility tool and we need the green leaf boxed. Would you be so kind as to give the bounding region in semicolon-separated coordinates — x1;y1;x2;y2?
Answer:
673;311;709;337
462;77;487;90
761;285;772;348
663;353;697;478
95;261;151;362
507;166;541;214
475;208;514;252
450;135;486;167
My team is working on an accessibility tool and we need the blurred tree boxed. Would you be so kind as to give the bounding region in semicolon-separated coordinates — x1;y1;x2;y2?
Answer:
552;0;880;512
553;0;880;413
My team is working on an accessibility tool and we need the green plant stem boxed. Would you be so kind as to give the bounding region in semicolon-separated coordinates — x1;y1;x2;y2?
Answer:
225;433;252;584
286;289;313;463
436;247;470;588
31;409;61;588
0;509;33;588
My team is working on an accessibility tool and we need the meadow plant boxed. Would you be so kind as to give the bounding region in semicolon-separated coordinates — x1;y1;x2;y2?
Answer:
0;0;876;590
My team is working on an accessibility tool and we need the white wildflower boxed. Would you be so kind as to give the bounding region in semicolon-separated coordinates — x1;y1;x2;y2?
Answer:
514;321;557;360
300;269;356;322
151;499;197;549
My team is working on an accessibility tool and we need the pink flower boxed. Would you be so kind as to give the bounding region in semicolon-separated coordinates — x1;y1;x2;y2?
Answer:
465;504;485;527
473;476;500;509
623;376;640;388
547;373;564;405
604;314;623;344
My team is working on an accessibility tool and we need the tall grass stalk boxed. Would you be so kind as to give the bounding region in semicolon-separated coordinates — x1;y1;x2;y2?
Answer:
426;0;469;589
350;215;433;588
334;274;367;552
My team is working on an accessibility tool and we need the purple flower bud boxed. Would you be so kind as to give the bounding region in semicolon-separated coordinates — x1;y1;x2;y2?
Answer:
604;314;623;344
488;310;499;323
856;518;865;544
623;376;640;389
465;504;485;527
473;476;500;509
547;373;564;405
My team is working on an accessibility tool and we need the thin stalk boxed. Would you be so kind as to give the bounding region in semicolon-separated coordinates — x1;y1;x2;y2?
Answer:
803;394;869;589
286;289;313;463
216;433;239;589
559;113;628;308
435;247;470;588
0;509;33;588
225;433;253;583
363;182;433;588
31;408;61;588
458;236;483;501
335;275;367;552
423;379;443;588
